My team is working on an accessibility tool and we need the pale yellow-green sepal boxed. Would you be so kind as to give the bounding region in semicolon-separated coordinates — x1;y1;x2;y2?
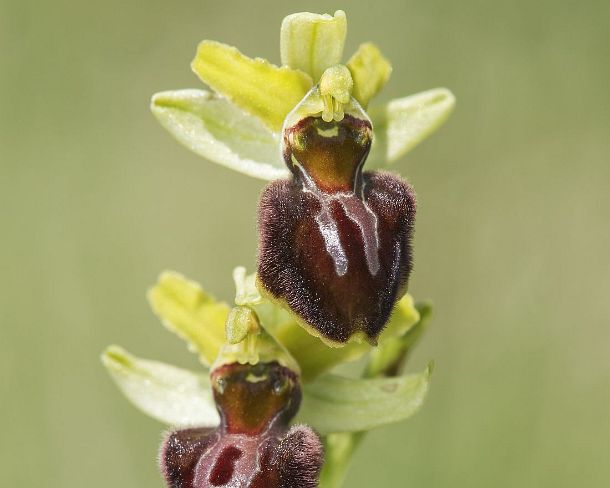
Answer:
347;42;392;108
151;89;288;181
367;87;456;167
280;10;347;81
191;41;313;132
297;364;432;434
101;345;219;427
147;271;230;366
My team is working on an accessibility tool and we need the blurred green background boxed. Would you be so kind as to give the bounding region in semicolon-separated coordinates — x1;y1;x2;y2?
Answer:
2;0;609;486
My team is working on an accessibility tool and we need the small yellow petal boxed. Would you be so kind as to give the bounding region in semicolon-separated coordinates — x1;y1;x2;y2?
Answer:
192;41;313;132
378;293;420;341
147;271;230;366
347;42;393;107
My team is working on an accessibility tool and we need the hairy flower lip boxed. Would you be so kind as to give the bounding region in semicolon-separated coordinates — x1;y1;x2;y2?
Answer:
257;169;416;345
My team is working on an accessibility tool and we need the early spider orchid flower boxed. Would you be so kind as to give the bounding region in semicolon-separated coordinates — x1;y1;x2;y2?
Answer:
151;10;454;345
103;268;432;488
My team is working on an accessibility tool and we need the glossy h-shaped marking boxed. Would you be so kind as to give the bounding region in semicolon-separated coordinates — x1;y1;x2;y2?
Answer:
283;114;380;277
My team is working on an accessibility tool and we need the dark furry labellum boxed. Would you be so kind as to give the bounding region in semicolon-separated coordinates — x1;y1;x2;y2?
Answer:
160;362;323;488
257;110;416;345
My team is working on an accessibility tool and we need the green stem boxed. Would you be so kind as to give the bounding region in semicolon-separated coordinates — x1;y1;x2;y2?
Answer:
319;432;366;488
